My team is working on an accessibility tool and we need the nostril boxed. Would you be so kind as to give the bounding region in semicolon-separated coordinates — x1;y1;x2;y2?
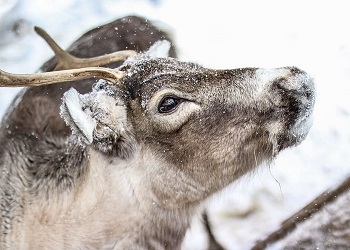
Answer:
272;77;288;90
304;86;315;101
305;89;312;99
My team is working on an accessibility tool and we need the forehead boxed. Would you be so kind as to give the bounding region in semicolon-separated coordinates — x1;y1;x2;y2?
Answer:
122;58;208;99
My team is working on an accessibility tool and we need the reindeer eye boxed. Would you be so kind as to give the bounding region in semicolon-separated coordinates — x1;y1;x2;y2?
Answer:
158;97;183;113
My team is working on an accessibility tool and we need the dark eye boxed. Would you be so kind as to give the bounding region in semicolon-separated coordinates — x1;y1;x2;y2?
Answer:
158;97;182;113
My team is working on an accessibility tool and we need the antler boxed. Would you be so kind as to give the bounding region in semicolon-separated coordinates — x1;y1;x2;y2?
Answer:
0;68;125;87
34;27;137;70
0;26;137;87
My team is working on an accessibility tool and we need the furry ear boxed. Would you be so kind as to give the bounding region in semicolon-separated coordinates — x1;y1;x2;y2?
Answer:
123;40;171;65
144;40;171;58
60;88;96;144
60;87;136;158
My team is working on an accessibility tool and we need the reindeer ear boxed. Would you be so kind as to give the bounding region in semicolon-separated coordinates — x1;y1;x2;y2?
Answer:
123;40;171;65
144;40;171;58
61;87;136;158
60;88;96;144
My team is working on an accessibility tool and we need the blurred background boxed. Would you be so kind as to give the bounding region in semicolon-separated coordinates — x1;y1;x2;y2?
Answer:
0;0;350;249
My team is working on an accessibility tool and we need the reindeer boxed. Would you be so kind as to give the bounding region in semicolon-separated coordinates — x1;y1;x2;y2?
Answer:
0;16;315;249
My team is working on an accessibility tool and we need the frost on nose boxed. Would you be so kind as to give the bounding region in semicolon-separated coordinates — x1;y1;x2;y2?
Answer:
254;68;292;88
255;67;315;103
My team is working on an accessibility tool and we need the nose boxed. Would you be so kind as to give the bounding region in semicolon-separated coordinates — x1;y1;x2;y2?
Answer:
274;67;315;102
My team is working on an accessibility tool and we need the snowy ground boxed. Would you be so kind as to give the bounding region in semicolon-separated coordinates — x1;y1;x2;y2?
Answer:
1;0;350;249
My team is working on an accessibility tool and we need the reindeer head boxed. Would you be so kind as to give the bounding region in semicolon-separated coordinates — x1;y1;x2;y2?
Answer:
0;29;315;207
57;41;315;205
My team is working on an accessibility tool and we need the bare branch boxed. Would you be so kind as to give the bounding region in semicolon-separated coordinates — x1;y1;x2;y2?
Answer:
251;174;350;250
0;67;124;87
34;26;137;70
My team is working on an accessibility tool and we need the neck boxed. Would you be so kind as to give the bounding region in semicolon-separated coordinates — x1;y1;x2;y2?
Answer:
18;146;200;249
84;148;201;249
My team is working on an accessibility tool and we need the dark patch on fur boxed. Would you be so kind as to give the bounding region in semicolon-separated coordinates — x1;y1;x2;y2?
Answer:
27;137;88;198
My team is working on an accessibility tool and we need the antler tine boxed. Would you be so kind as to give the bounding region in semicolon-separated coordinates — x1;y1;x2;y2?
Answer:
34;26;137;70
0;26;137;87
0;67;124;87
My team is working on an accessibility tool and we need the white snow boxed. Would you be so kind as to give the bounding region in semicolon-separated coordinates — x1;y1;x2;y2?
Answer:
1;0;350;249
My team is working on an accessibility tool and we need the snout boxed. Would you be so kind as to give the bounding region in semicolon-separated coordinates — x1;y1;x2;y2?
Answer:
255;66;316;150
